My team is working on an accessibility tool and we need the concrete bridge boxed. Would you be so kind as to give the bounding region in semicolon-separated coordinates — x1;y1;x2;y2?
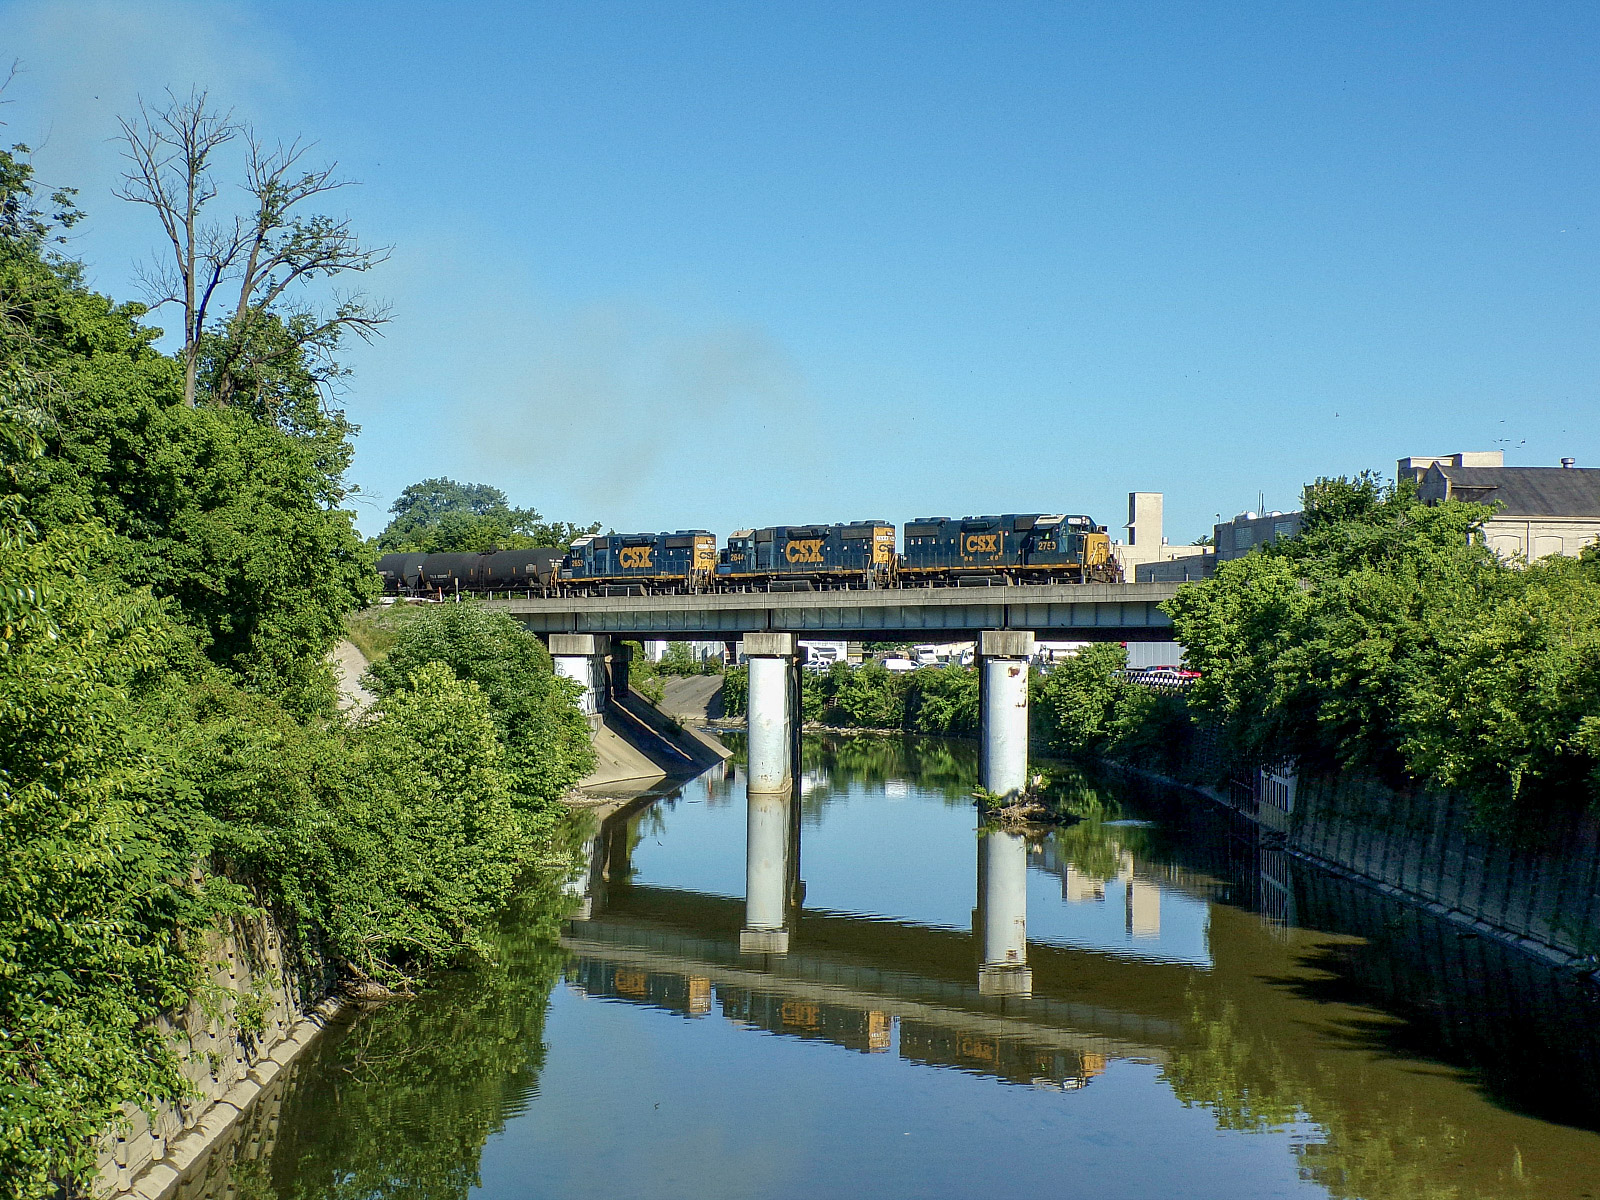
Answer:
493;581;1184;803
485;580;1180;641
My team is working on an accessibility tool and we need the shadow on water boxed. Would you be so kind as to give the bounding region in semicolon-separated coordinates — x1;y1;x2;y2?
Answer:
1107;767;1600;1133
173;733;1600;1200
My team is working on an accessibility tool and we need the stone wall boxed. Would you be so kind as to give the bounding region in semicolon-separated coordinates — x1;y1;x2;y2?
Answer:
96;912;339;1200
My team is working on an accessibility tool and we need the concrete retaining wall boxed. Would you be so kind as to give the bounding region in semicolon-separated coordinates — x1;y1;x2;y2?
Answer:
1290;774;1600;963
96;913;338;1200
1105;713;1600;967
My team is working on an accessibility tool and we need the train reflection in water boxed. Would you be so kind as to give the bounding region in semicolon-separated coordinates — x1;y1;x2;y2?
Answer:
561;761;1180;1093
178;735;1600;1200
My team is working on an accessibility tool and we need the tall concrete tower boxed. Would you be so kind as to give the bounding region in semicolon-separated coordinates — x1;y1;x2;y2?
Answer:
1115;491;1165;573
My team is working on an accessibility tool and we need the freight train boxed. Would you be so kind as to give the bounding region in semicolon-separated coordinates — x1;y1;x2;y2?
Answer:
376;513;1119;598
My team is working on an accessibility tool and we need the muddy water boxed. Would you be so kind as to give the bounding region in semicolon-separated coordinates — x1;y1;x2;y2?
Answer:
184;735;1600;1200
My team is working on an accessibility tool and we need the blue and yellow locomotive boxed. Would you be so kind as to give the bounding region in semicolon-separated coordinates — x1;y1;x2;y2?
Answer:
558;530;719;594
900;514;1117;584
375;510;1121;596
718;521;897;589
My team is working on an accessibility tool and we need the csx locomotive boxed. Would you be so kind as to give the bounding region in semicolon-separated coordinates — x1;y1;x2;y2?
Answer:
375;512;1119;597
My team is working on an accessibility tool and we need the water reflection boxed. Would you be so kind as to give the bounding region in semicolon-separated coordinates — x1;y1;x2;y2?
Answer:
561;738;1600;1198
976;829;1031;995
740;791;799;955
208;734;1600;1200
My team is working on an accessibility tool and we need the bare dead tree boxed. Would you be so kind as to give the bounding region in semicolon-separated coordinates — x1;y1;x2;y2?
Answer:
114;89;238;407
115;88;390;410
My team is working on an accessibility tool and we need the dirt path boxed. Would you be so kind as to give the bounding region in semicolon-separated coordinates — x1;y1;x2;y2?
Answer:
332;640;375;714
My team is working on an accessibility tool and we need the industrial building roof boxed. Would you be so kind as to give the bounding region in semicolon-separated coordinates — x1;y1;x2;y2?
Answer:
1422;465;1600;517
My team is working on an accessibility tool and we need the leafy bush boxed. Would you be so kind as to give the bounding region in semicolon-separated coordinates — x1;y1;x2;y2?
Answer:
1168;473;1600;815
0;520;233;1196
656;642;694;675
722;664;749;715
368;604;595;812
155;662;541;986
825;662;911;728
906;665;980;736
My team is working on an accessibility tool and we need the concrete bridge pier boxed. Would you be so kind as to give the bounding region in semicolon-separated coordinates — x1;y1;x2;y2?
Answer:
978;630;1034;801
742;632;798;794
549;633;612;728
741;790;795;954
977;827;1032;996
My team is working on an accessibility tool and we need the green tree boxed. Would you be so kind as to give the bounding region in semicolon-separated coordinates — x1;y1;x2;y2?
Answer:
375;476;597;553
2;172;376;710
1167;471;1600;813
1032;643;1129;758
368;604;595;811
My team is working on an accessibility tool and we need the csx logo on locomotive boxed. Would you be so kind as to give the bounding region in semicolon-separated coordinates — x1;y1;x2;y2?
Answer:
963;533;1000;555
784;539;824;563
618;546;653;569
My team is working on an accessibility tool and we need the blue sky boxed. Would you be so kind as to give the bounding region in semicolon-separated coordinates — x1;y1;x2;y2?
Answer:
5;1;1596;542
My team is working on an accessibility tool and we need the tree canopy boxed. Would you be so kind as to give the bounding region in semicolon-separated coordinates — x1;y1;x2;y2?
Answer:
1167;474;1600;816
375;475;598;553
1;175;376;710
0;135;590;1197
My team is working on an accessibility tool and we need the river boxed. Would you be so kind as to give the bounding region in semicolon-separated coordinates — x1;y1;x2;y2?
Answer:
189;734;1600;1200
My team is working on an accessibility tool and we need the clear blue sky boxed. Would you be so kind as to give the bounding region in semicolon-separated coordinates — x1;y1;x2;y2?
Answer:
6;1;1597;542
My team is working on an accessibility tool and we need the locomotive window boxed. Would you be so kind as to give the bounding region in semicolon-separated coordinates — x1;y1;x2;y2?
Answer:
665;536;693;548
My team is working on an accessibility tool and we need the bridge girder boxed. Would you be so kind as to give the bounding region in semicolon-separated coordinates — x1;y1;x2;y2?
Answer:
484;581;1183;642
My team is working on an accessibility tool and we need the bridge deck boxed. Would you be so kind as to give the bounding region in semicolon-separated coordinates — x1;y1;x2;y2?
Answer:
485;581;1183;640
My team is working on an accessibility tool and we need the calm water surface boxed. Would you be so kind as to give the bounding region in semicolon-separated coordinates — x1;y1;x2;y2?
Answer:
229;736;1600;1200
